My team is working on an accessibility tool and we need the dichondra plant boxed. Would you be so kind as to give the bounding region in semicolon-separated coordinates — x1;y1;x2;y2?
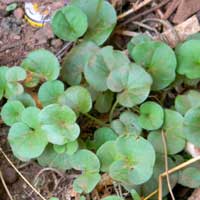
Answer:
1;0;200;199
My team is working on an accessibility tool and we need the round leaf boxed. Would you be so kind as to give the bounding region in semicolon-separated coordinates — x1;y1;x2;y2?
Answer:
39;104;80;145
113;135;155;185
21;107;40;129
148;109;185;154
38;80;65;106
6;66;26;82
175;90;200;115
8;122;48;159
89;127;117;150
139;101;164;130
178;167;200;188
61;41;99;85
108;63;152;107
11;93;36;107
84;46;129;91
1;100;25;126
73;172;100;193
96;141;120;172
176;40;200;79
130;41;176;90
94;91;114;113
70;0;117;45
38;144;72;170
61;86;92;113
21;49;60;81
70;149;100;172
52;5;88;41
183;107;200;147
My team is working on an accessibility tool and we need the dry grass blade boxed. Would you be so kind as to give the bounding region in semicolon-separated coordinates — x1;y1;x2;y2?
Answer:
0;170;14;200
161;130;175;200
0;147;47;200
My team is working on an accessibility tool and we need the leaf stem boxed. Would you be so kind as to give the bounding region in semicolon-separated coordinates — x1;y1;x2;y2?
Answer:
109;99;118;123
83;113;107;127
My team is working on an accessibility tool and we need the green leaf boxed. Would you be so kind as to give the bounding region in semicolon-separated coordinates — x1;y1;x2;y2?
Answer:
53;144;66;154
111;111;142;136
178;167;200;188
21;49;60;81
148;109;185;155
111;135;155;185
0;67;8;99
108;63;152;107
94;91;114;113
8;122;48;160
130;41;176;90
70;0;117;45
11;93;36;107
102;196;124;200
66;140;79;155
39;104;80;145
38;80;65;106
61;86;92;113
183;107;200;147
61;41;99;85
38;144;72;170
175;90;200;115
70;149;100;172
127;34;152;54
130;189;141;200
5;82;24;98
21;107;40;129
139;101;164;130
6;66;26;82
96;141;120;172
52;5;88;41
49;197;59;200
73;172;100;193
84;46;130;91
176;40;200;79
89;127;117;150
6;3;17;12
1;100;25;126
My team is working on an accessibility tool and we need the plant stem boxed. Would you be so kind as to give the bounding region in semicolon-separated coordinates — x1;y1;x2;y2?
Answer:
109;99;118;123
83;113;107;127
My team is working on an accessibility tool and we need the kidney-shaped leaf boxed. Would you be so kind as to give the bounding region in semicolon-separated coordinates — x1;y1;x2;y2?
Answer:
8;122;48;160
176;40;200;79
38;80;65;106
6;66;26;82
112;135;155;185
73;172;101;193
130;41;176;90
61;41;99;85
139;101;164;130
108;63;152;107
39;104;80;145
183;107;200;147
70;0;117;45
61;86;92;113
178;167;200;188
148;109;185;155
84;46;130;91
52;5;88;41
38;144;72;170
175;90;200;115
1;100;25;126
21;49;60;81
70;149;100;173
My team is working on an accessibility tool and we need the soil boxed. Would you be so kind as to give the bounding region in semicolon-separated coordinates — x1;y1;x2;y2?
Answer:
0;0;200;200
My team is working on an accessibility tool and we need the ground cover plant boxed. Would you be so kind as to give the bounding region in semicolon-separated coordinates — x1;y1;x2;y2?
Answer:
1;0;200;199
